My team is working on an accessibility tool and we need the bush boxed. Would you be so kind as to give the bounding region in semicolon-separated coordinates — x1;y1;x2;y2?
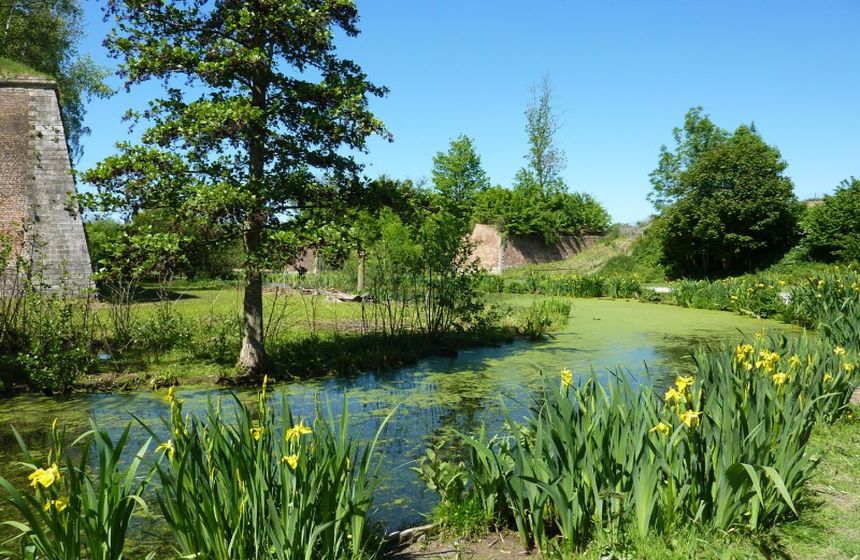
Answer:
515;298;571;340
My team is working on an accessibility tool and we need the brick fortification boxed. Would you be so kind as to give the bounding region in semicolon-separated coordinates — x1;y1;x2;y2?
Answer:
0;78;92;293
469;223;599;274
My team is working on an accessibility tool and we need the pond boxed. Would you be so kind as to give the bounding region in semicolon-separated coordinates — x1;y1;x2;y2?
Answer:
0;298;799;538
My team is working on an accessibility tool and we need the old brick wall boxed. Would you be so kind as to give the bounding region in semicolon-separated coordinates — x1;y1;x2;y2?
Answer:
0;78;92;293
468;223;504;272
0;87;29;263
468;223;599;273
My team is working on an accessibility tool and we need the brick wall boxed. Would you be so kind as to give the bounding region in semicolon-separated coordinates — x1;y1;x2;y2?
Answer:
468;223;599;273
0;78;92;293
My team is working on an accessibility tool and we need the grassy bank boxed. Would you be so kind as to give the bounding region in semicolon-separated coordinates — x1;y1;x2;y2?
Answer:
1;280;575;393
394;407;860;559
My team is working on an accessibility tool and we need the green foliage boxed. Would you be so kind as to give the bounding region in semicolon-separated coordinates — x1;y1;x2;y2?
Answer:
474;186;610;241
83;0;389;375
149;386;392;559
83;219;124;273
648;107;729;210
515;298;571;340
0;421;153;559
443;328;858;554
668;275;785;319
0;1;110;158
484;272;641;299
0;259;96;394
432;135;489;224
650;109;801;278
802;178;860;262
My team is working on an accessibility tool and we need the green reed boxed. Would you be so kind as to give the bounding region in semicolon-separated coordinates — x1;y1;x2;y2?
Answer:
146;381;392;560
0;421;153;560
437;330;858;555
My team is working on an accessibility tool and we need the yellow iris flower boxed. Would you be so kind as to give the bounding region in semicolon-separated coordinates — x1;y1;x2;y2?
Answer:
772;372;788;385
28;464;61;489
251;427;265;441
649;422;671;437
680;410;702;428
664;387;684;404
285;420;313;441
282;454;299;470
156;440;175;459
43;497;68;512
675;376;695;392
560;368;572;389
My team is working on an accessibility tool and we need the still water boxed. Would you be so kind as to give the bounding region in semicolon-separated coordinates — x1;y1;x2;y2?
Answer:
0;298;798;535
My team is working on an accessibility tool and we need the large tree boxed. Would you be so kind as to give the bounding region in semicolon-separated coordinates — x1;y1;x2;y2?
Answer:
83;0;388;375
651;115;800;277
0;0;109;158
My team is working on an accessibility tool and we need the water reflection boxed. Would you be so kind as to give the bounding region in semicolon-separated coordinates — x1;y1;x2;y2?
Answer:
0;299;797;536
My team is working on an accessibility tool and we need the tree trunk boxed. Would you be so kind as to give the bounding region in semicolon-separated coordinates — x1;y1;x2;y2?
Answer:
237;217;265;376
356;252;366;292
236;69;268;377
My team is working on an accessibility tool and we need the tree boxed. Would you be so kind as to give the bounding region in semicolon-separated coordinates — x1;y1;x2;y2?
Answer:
648;107;729;210
654;123;800;277
802;178;860;262
0;0;109;158
516;75;566;195
83;0;388;376
472;77;610;241
431;135;489;227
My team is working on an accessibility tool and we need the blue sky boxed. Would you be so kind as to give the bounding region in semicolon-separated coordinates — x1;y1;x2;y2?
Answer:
75;0;860;224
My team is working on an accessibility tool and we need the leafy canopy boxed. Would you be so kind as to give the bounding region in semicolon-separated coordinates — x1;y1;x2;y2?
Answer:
651;109;800;278
802;178;860;262
431;135;489;226
0;0;110;159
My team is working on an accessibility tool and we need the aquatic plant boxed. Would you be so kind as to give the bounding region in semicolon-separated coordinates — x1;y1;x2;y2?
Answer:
145;380;393;560
0;420;153;560
441;330;858;555
485;272;642;299
515;298;572;340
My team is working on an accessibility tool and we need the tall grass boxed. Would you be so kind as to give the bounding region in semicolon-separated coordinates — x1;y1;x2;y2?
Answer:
483;272;641;299
514;298;572;340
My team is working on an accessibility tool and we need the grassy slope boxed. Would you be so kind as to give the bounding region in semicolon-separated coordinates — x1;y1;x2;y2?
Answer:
0;57;50;78
499;236;638;278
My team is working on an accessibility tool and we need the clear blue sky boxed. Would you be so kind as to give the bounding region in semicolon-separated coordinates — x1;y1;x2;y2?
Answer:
75;0;860;224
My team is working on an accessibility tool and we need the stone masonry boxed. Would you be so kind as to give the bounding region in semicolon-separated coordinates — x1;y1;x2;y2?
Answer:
0;78;92;293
